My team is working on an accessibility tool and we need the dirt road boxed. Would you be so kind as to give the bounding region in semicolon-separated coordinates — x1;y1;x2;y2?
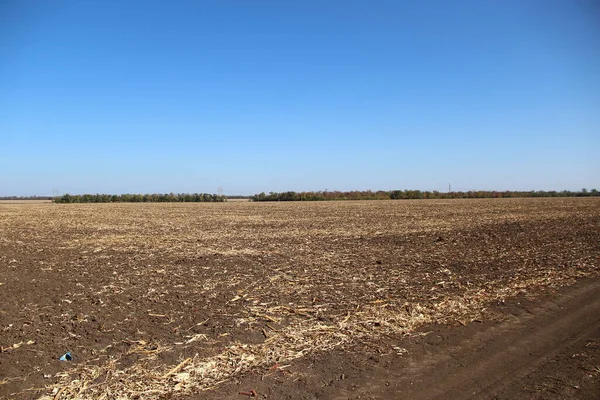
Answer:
205;277;600;399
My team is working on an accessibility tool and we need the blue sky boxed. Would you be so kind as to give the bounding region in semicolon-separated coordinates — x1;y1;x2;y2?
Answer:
1;0;598;195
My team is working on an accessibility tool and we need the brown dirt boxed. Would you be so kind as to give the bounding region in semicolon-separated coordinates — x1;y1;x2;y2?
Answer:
0;198;598;399
204;276;600;400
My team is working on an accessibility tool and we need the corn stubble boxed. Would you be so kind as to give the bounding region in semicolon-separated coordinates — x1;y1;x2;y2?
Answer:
0;198;598;399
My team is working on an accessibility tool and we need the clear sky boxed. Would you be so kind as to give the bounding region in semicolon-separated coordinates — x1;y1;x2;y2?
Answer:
1;0;599;196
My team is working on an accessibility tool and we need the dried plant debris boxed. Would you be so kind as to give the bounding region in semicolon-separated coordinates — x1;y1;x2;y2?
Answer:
0;198;598;399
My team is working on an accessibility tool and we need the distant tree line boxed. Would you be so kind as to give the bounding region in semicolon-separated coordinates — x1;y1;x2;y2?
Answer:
251;189;599;202
53;193;226;203
0;196;53;200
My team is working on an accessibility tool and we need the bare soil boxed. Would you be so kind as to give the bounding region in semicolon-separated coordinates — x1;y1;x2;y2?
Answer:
205;276;600;400
0;198;598;399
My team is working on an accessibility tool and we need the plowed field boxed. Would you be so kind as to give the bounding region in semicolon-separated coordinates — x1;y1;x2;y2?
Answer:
1;198;598;399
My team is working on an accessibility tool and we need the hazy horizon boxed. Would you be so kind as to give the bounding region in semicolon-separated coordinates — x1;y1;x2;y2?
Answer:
2;186;599;198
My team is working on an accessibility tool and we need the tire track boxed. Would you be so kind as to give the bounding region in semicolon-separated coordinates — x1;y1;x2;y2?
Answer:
349;278;600;400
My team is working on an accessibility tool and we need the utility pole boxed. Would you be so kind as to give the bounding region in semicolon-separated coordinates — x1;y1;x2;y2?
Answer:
448;183;451;193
